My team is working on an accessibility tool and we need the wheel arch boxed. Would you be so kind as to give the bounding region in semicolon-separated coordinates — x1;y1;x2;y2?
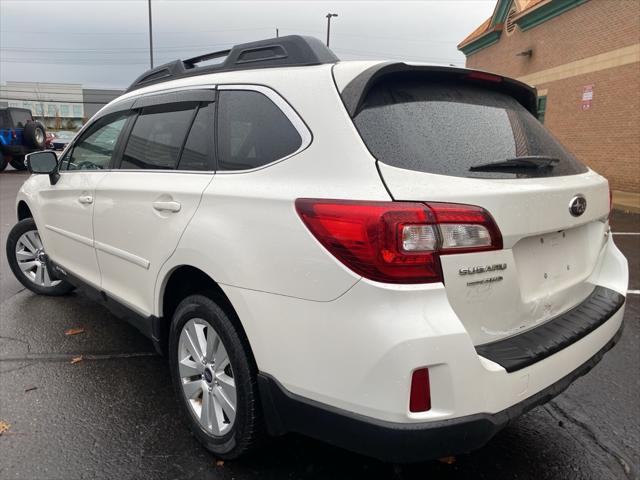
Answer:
156;265;257;367
17;201;33;221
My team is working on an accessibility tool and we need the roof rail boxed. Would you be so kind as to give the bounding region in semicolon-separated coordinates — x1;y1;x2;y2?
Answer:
125;35;339;93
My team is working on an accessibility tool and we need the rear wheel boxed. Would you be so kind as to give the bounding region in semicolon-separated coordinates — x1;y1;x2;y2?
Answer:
6;218;74;296
169;294;263;459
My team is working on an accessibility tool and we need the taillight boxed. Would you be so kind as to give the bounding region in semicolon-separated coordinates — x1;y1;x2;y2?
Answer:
295;199;502;284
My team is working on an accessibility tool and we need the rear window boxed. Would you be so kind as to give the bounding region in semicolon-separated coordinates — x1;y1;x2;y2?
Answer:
354;80;587;179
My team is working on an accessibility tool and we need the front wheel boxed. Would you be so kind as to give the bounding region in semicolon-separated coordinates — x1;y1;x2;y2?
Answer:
6;218;74;296
9;155;26;170
169;294;263;459
0;151;8;172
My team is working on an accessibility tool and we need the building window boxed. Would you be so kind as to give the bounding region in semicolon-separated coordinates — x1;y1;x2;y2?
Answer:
60;104;69;117
505;7;518;35
47;104;57;116
72;104;82;117
537;96;547;123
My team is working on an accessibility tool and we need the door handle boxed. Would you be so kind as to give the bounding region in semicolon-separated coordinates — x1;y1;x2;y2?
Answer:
78;195;93;204
152;200;181;213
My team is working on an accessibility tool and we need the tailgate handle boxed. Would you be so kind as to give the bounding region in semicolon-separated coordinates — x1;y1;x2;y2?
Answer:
152;200;181;213
78;195;93;204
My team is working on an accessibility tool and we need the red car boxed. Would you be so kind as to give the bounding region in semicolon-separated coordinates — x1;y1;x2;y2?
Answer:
45;132;56;150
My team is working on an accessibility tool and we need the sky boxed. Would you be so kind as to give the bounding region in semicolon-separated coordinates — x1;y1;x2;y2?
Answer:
0;0;495;89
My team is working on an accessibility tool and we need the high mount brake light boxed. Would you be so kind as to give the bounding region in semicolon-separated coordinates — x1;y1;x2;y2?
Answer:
465;71;503;83
295;199;502;284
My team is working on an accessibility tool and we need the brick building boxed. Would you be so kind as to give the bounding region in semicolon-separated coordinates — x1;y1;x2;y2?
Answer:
458;0;640;194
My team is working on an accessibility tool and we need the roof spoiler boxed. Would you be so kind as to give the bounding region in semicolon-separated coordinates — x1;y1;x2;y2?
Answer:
339;62;538;117
125;35;339;93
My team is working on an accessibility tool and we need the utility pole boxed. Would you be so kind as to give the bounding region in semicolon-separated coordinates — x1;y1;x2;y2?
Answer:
148;0;154;68
276;27;279;38
325;13;338;47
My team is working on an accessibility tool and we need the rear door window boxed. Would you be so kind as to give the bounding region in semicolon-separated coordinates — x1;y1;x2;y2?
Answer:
121;103;196;170
216;90;302;171
354;79;587;179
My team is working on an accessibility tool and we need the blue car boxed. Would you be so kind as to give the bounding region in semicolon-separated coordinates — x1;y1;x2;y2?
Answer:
0;108;47;171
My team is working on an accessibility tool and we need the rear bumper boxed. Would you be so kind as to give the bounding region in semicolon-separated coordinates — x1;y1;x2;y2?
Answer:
258;322;624;463
476;286;625;372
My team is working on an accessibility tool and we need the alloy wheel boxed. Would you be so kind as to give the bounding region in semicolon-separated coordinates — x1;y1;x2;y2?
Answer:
178;318;237;436
15;230;61;288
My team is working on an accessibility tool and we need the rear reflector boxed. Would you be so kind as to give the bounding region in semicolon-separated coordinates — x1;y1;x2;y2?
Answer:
409;368;431;412
296;199;502;284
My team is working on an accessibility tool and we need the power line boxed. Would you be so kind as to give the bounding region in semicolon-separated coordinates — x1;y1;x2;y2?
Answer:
0;26;274;36
0;97;113;105
1;88;121;96
0;57;148;65
334;48;463;64
0;43;237;53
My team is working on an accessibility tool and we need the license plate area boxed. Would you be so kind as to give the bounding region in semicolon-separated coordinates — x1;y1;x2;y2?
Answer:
513;223;601;302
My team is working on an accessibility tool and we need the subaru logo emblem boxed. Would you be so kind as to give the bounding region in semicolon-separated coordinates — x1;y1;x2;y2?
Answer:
569;194;587;217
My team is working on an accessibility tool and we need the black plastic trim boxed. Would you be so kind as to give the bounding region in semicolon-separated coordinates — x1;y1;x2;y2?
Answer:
47;259;164;353
99;98;136;117
125;35;339;93
258;322;623;463
339;62;538;118
132;89;216;109
476;286;625;372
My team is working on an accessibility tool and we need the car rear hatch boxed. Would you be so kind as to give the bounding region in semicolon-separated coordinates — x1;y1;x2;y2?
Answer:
336;63;612;346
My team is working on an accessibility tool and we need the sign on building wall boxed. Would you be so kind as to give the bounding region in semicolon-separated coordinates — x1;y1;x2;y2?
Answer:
581;84;594;110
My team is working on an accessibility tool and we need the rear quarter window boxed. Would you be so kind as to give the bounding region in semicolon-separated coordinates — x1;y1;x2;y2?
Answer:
0;110;11;128
8;109;32;129
353;79;587;179
216;90;302;171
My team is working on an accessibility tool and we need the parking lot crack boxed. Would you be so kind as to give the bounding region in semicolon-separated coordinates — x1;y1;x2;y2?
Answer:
0;351;157;362
546;401;635;478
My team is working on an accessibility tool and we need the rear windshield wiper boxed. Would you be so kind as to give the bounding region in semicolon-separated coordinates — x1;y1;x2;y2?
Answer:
469;156;560;172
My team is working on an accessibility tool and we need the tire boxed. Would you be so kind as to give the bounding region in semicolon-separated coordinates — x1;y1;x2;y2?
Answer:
169;294;263;459
0;151;8;172
23;121;46;149
6;218;74;296
9;155;26;170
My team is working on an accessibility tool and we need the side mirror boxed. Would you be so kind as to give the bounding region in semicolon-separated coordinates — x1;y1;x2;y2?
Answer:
26;151;60;185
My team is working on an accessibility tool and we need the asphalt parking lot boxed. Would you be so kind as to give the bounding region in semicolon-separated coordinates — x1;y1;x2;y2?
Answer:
0;169;638;480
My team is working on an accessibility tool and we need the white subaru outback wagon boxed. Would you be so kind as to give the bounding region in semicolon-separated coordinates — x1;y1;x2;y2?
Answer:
7;36;628;462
